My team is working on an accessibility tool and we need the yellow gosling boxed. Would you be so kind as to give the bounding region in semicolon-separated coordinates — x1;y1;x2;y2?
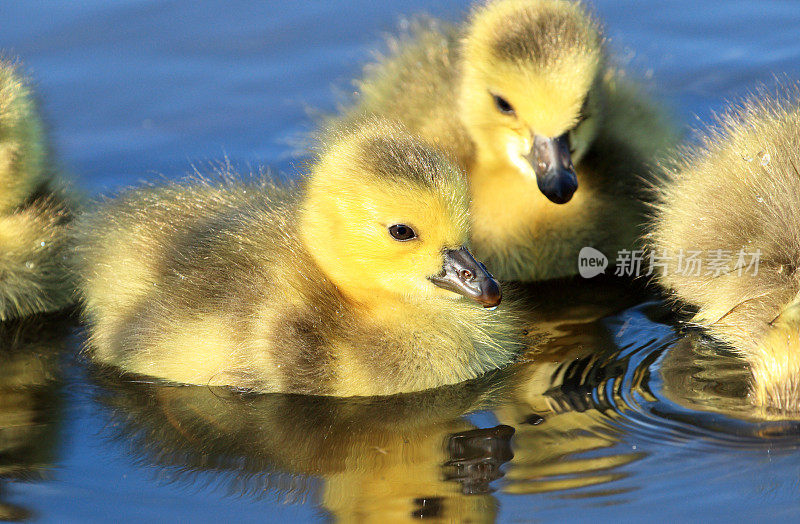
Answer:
75;121;526;396
330;0;676;281
651;91;800;416
0;59;74;321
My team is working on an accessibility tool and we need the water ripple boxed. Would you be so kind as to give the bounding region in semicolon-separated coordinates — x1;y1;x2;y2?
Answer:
566;302;800;450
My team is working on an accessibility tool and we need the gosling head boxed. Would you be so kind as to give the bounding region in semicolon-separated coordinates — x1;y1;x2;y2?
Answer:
300;121;501;309
459;0;604;204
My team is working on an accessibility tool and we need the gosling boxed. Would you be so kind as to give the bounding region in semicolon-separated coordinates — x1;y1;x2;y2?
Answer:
651;91;800;416
330;0;676;281
0;59;74;321
75;121;525;397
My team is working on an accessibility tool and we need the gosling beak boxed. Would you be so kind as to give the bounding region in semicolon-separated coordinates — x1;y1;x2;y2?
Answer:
524;133;578;204
429;247;502;308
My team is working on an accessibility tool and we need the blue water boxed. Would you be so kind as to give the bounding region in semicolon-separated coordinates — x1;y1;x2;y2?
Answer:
1;1;799;522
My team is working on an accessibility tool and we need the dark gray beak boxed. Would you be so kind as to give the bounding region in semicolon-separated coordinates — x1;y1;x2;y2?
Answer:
429;247;501;308
524;133;578;204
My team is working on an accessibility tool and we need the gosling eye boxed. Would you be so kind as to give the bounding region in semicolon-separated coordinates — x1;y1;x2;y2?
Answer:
388;224;417;241
491;93;516;116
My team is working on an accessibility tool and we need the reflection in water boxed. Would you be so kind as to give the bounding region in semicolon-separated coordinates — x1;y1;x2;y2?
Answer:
494;280;652;499
88;279;654;518
93;372;511;522
85;279;800;520
0;314;70;521
658;334;800;438
445;424;514;496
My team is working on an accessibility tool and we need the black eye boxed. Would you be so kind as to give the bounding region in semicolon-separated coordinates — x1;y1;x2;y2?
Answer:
492;93;516;116
389;224;417;241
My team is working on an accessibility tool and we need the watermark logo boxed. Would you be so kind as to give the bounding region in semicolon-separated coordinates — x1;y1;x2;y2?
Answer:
578;247;608;278
578;247;762;278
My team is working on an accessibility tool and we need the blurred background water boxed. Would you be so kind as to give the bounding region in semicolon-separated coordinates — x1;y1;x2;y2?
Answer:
1;1;799;522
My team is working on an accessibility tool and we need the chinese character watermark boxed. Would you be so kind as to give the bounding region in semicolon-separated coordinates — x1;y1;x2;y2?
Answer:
577;247;761;279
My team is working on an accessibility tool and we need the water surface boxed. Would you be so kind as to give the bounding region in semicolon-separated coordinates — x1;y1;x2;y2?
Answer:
1;1;799;522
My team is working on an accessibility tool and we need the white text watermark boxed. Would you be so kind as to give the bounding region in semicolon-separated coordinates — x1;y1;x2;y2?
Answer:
578;247;761;279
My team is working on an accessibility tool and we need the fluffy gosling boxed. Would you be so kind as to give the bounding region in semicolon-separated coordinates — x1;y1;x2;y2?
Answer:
75;121;525;396
330;0;676;280
651;92;800;416
0;59;74;321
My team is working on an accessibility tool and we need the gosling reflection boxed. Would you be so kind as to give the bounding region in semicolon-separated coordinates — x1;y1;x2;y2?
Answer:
90;278;656;516
659;333;800;438
498;350;645;497
445;425;514;496
495;279;652;497
92;371;514;522
0;314;70;521
660;333;753;418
